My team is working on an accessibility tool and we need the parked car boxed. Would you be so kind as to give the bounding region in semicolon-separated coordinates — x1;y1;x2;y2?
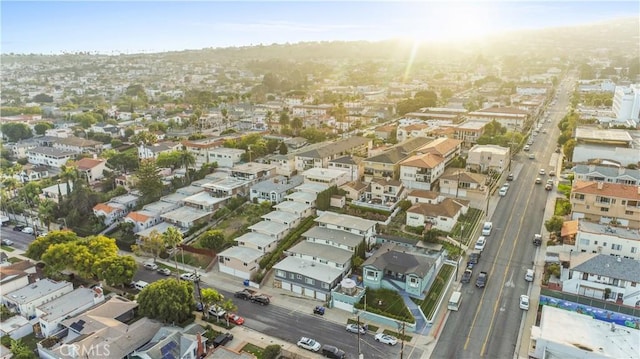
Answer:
535;177;542;184
481;222;492;236
374;333;398;345
21;227;34;234
234;289;253;300
461;268;473;284
476;271;488;288
523;145;530;151
212;332;233;348
529;153;535;159
507;173;514;181
321;345;346;359
313;306;325;315
297;337;321;352
346;324;366;334
519;295;530;310
157;267;171;276
227;313;245;325
180;272;199;282
474;236;487;251
539;168;545;175
13;224;25;231
549;170;555;177
143;262;158;271
498;186;508;197
1;239;14;246
533;234;542;246
250;295;270;306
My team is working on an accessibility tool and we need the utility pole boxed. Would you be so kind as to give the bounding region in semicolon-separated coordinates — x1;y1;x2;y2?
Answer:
400;321;406;359
357;314;361;359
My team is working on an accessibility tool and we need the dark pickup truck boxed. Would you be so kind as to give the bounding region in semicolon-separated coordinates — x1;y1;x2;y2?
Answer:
235;289;270;305
476;271;488;288
212;332;234;348
461;269;473;283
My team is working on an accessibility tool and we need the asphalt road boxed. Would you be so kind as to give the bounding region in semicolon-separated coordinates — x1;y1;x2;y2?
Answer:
432;78;574;359
134;268;419;359
1;226;38;251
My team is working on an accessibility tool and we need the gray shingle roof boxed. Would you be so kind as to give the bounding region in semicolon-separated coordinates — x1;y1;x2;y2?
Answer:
296;136;369;159
572;255;640;283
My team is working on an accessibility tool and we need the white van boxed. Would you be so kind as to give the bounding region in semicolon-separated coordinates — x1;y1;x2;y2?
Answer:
525;269;535;282
133;280;149;291
448;291;462;311
482;222;493;236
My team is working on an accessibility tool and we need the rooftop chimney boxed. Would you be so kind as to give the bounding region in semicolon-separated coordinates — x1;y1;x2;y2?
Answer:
597;182;604;190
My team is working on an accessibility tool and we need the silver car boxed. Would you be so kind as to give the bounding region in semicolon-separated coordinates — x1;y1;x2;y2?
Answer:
346;324;366;334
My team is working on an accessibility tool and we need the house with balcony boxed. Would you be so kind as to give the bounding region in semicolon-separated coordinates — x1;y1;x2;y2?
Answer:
182;137;226;167
36;287;105;338
217;246;263;280
438;168;488;202
202;176;249;198
561;253;640;307
339;180;368;201
454;121;486;148
571;219;640;260
399;152;446;191
231;162;276;183
206;147;245;168
328;156;363;182
570;180;640;229
285;241;353;277
268;153;296;177
3;279;74;319
273;256;344;301
131;324;208;359
249;175;304;204
27;147;75;168
362;242;437;298
302;167;350;187
52;136;103;154
363;137;432;182
572;164;640;185
466;144;510;174
294;136;371;171
138;141;182;160
406;198;469;232
415;137;463;166
37;296;162;359
315;212;377;245
353;178;406;212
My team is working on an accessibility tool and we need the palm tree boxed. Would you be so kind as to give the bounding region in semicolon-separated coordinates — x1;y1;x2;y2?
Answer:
179;148;196;184
38;199;57;230
163;226;183;271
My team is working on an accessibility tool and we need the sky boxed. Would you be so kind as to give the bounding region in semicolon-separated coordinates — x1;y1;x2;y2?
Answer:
1;1;638;54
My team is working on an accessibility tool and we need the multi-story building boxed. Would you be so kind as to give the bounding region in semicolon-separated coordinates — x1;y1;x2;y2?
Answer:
294;136;371;171
467;106;529;131
466;144;510;174
26;147;75;168
612;83;640;121
573;164;640;185
570;180;640;229
569;219;640;260
52;136;103;154
454;121;486;148
399;153;446;191
363;137;431;182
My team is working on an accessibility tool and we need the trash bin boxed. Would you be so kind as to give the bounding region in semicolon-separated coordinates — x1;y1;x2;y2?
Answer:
243;279;250;286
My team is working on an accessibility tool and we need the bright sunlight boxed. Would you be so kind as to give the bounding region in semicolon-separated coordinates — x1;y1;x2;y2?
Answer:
406;3;497;43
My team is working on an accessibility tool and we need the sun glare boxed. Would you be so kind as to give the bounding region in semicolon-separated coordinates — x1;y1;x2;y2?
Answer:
406;3;497;43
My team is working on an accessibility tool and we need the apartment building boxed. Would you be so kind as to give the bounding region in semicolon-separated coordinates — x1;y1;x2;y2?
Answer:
570;180;640;229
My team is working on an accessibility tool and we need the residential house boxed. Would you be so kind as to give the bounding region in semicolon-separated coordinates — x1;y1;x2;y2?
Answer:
406;198;469;232
138;141;182;160
415;137;463;166
572;127;640;166
406;189;442;205
293;182;329;195
570;180;640;229
399;152;446;191
328;156;364;182
231;162;276;183
52;136;103;154
362;243;437;298
268;153;296;177
124;210;163;233
302;226;364;253
36;287;105;338
202;176;250;198
37;296;162;359
467;106;529;131
15;164;49;183
248;221;289;241
353;178;406;212
249;175;304;204
39;181;74;204
454;121;486;148
438;168;488;202
206;147;245;168
466;144;510;174
273;201;315;219
161;206;212;230
183;191;226;212
315;212;377;245
374;125;396;140
182;137;226;167
302;167;350;187
571;219;640;260
294;136;371;171
131;323;208;359
234;232;279;254
76;157;107;182
27;147;75;168
44;128;73;138
89;123;121;137
396;123;432;142
217;246;263;280
0;260;36;294
561;253;640;307
572;164;640;185
283;191;317;207
273;256;344;301
3;279;74;319
292;104;332;117
362;137;432;182
339;181;368;201
93;202;127;225
261;210;301;230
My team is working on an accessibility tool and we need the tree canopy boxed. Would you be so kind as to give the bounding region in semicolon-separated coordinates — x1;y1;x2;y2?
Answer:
135;159;164;204
1;122;33;142
137;278;195;324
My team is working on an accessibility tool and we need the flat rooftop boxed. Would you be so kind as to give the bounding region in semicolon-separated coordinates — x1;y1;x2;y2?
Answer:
248;220;288;236
161;206;211;223
273;256;343;283
536;305;640;358
579;221;640;241
5;279;72;304
234;232;278;248
575;127;633;142
38;287;101;322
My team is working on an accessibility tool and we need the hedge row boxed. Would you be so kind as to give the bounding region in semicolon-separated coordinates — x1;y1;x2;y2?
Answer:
258;216;317;270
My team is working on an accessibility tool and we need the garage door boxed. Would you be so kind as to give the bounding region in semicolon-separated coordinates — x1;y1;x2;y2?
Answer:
292;285;303;294
304;288;315;298
219;264;248;280
281;282;291;291
316;292;327;301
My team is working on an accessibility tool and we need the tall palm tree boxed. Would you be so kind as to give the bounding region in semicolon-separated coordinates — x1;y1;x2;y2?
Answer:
179;148;196;184
163;226;183;271
38;199;57;230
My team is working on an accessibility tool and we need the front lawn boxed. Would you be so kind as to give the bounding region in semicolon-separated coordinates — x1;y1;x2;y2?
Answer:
241;343;264;358
355;288;414;323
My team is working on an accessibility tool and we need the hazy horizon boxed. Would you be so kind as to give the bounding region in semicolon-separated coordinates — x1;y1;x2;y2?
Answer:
1;1;638;55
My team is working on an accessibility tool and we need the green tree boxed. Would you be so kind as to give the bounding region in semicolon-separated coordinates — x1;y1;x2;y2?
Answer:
199;230;226;251
156;151;181;169
34;121;54;135
279;111;290;127
263;345;281;359
1;123;33;142
38;199;57;230
41;242;86;276
544;216;564;234
132;230;166;262
178;149;196;184
26;230;79;260
137;278;195;324
95;255;137;287
135;159;163;204
563;139;576;161
163;226;183;271
290;117;303;134
200;287;224;320
107;150;139;172
278;142;288;155
10;338;36;359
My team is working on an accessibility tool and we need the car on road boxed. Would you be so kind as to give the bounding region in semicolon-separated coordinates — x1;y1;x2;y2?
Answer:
525;269;535;282
498;186;508;197
533;234;542;246
545;180;553;191
481;222;493;236
143;262;158;270
461;268;473;284
297;337;321;352
519;295;530;310
374;333;398;345
21;227;34;234
1;239;14;246
467;250;481;268
346;324;366;334
321;345;346;359
507;173;514;181
476;271;488;288
523;145;530;151
227;313;245;325
549;170;555;177
180;272;199;282
529;153;535;160
474;236;487;251
535;177;542;184
234;289;253;300
13;225;25;232
157;267;171;276
539;168;545;175
250;295;270;306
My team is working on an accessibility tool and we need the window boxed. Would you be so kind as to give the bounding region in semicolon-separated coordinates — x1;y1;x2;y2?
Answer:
627;200;638;207
276;270;286;278
626;210;634;215
580;238;590;245
297;274;302;279
600;207;609;212
322;283;330;289
603;242;607;247
596;196;611;204
365;270;378;280
305;278;315;285
574;193;585;200
289;273;295;279
611;244;621;251
631;247;637;254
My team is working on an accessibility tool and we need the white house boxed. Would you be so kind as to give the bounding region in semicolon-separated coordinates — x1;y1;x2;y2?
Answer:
399;152;446;191
27;147;75;168
76;157;107;182
405;198;469;232
36;287;105;337
466;144;510;174
572;220;640;260
315;212;377;245
3;279;74;319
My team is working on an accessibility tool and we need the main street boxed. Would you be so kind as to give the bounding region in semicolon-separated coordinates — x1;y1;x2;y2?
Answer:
432;78;573;358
